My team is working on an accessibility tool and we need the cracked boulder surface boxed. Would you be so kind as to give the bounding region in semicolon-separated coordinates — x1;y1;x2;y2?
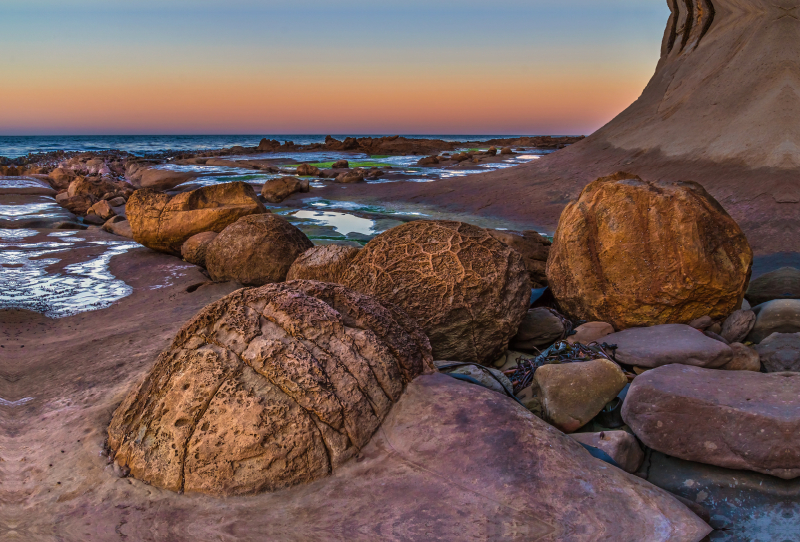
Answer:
340;220;530;365
107;280;434;497
547;173;753;329
127;181;266;255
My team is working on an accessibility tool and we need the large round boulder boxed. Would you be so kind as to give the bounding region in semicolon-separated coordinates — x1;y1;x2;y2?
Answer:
127;182;266;255
261;177;309;204
205;214;313;285
107;281;434;496
547;173;753;329
286;244;360;283
340;220;530;365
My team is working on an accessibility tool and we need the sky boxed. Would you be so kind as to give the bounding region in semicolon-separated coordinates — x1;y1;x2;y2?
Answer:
0;0;669;136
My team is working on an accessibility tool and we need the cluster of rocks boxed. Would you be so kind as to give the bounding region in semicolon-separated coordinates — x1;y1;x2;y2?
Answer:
103;170;800;539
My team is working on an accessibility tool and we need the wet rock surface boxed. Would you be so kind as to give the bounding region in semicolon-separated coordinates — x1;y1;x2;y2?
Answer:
546;173;752;329
623;365;800;479
340;220;530;365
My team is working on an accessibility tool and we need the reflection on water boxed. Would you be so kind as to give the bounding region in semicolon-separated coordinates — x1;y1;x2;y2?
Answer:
291;210;375;236
0;202;63;219
0;229;138;318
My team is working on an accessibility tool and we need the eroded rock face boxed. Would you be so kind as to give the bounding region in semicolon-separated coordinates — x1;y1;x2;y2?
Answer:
547;173;752;329
340;220;531;365
622;365;800;479
286;244;360;283
107;281;434;496
127;182;266;255
205;214;313;286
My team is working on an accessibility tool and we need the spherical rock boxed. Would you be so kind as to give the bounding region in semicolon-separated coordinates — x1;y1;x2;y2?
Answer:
181;231;218;268
127;182;266;255
547;173;752;329
286;244;359;283
296;164;320;177
340;220;531;365
107;281;434;496
205;214;313;285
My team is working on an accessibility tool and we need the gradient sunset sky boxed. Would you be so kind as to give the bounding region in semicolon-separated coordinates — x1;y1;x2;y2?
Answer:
0;0;669;136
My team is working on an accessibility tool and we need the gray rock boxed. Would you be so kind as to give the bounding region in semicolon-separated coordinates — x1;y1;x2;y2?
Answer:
721;343;761;372
605;324;733;369
754;333;800;372
434;361;514;396
746;267;800;306
510;307;565;350
747;299;800;343
566;322;614;345
720;309;756;343
622;365;800;479
570;431;644;474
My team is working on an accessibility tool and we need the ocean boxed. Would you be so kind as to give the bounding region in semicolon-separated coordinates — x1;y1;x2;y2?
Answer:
0;135;563;159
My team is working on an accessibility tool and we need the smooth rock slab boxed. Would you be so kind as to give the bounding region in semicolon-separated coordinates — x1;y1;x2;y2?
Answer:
747;299;800;344
605;324;733;369
754;332;800;373
570;431;644;474
622;365;800;479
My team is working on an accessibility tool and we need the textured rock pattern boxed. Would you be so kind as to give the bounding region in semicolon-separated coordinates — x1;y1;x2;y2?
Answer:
623;365;800;479
286;245;360;283
341;220;530;365
127;182;266;254
205;214;313;286
487;229;551;288
108;281;433;496
547;173;752;329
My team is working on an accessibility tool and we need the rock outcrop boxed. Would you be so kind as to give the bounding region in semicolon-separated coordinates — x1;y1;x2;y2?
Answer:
205;214;313;285
107;282;434;496
623;365;800;479
127;182;266;255
547;173;752;329
261;177;309;203
286;245;360;283
340;220;530;365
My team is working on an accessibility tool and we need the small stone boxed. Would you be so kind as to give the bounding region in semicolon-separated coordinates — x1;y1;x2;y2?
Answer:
102;216;133;238
689;316;713;330
747;299;800;343
83;214;105;225
107;196;126;207
332;159;349;169
754;333;800;372
510;308;565;350
500;147;513;155
570;431;644;473
721;310;756;343
296;164;320;177
567;322;615;345
720;343;761;372
535;359;628;433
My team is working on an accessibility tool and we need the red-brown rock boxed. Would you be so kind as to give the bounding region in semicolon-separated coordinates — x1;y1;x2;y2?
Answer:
286;244;360;283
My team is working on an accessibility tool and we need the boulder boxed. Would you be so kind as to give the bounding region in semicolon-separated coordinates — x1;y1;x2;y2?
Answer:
296;164;320;177
59;194;96;215
720;309;756;343
570;431;644;474
535;358;628;433
336;170;365;184
102;216;133;238
605;324;733;369
754;333;800;373
500;147;513;155
83;214;105;226
567;322;615;345
67;176;119;200
746;267;800;306
127;182;266;255
89;200;115;221
546;173;753;330
721;343;761;372
340;220;531;365
331;159;349;169
486;146;498;156
107;282;433;496
260;177;309;203
107;196;126;207
747;299;800;343
48;167;76;189
286;244;359;283
205;214;313;285
129;166;196;190
622;365;800;479
181;231;218;268
510;308;565;350
417;155;440;166
435;361;513;397
487;229;551;288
